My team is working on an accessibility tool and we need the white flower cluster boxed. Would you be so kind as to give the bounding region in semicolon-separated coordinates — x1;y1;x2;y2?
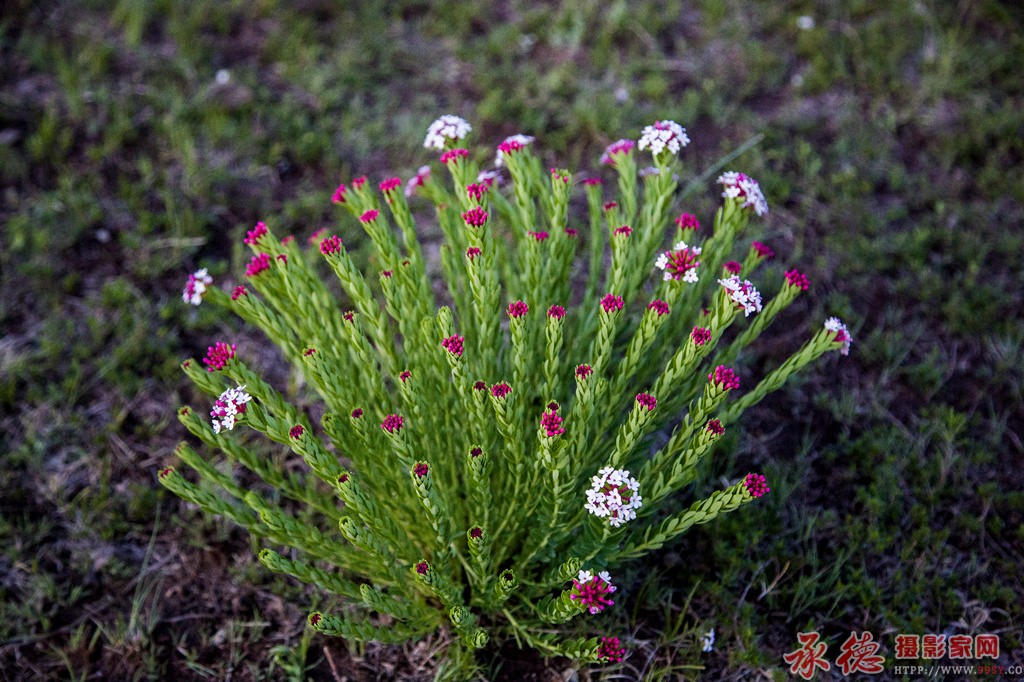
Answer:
423;115;472;150
494;134;535;166
182;268;212;305
637;120;690;156
718;276;763;316
584;467;642;527
824;317;853;355
717;171;769;216
210;385;252;434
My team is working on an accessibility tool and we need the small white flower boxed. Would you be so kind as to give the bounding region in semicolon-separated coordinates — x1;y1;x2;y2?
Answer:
796;15;815;30
597;571;616;591
701;628;715;652
637;120;690;157
210;385;252;434
423;115;472;150
404;165;431;198
577;569;593;583
182;268;213;305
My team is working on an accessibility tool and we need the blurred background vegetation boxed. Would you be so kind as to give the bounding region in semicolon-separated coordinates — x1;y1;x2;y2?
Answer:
1;0;1021;679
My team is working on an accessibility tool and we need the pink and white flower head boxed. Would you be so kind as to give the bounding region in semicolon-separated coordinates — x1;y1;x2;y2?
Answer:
404;165;431;198
717;171;769;216
718;275;763;316
824;317;853;355
585;467;642;527
570;569;617;614
210;385;252;434
182;268;212;305
423;114;471;150
638;120;690;156
477;169;501;187
600;139;635;166
655;241;702;283
495;134;535;166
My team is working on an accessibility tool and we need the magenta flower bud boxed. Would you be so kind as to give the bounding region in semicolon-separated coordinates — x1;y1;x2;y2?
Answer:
318;234;342;256
350;408;363;419
331;184;346;204
289;425;304;439
412;463;429;477
708;365;740;391
491;383;512;399
440;148;469;164
540;407;564;437
472;381;487;392
203;342;236;372
527;230;549;241
743;473;770;498
244;221;268;245
414;560;429;575
381;414;404;433
507;300;529;318
231;286;248;301
441;334;464;357
784;268;810;291
575;364;593;379
603;201;618;212
706;419;725;436
466;183;488;201
462;206;488;228
379;176;401;193
399;370;412;383
246;253;272;277
635;393;657;411
647;300;670;316
469;526;483;539
675;213;700;231
600;293;624;313
466;246;482;260
359;209;379;223
582;177;602;186
724;260;742;274
752;241;774;258
614;225;632;237
547;305;566;319
600;139;635;166
597;636;626;663
303;347;316;356
352;176;366;188
691;326;711;346
564;227;578;238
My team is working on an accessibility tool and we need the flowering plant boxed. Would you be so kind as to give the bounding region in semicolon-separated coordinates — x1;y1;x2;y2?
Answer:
164;115;851;677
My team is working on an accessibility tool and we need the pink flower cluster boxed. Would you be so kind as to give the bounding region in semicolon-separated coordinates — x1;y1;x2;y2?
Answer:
381;414;404;433
675;213;700;231
507;300;529;318
466;183;488;202
708;365;740;391
584;467;642;527
320;235;342;255
575;364;593;379
547;305;566;319
399;370;412;383
359;209;379;223
706;419;725;436
613;225;632;237
203;342;236;372
570;570;616;614
496;134;533;163
412;463;429;477
440;148;469;164
289;425;304;439
637;120;690;156
231;285;247;301
655;241;702;283
441;334;464;357
647;300;670;316
246;253;272;277
600;293;624;313
491;382;512;399
379;177;401;194
466;247;481;260
462;206;488;228
244;221;267;245
635;392;657;411
598;636;626;663
724;261;742;274
331;184;347;204
691;326;711;346
752;241;774;258
743;473;770;498
784;268;810;291
527;230;549;241
540;403;565;437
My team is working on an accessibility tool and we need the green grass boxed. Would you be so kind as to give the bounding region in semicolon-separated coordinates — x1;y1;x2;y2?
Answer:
2;0;1022;679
